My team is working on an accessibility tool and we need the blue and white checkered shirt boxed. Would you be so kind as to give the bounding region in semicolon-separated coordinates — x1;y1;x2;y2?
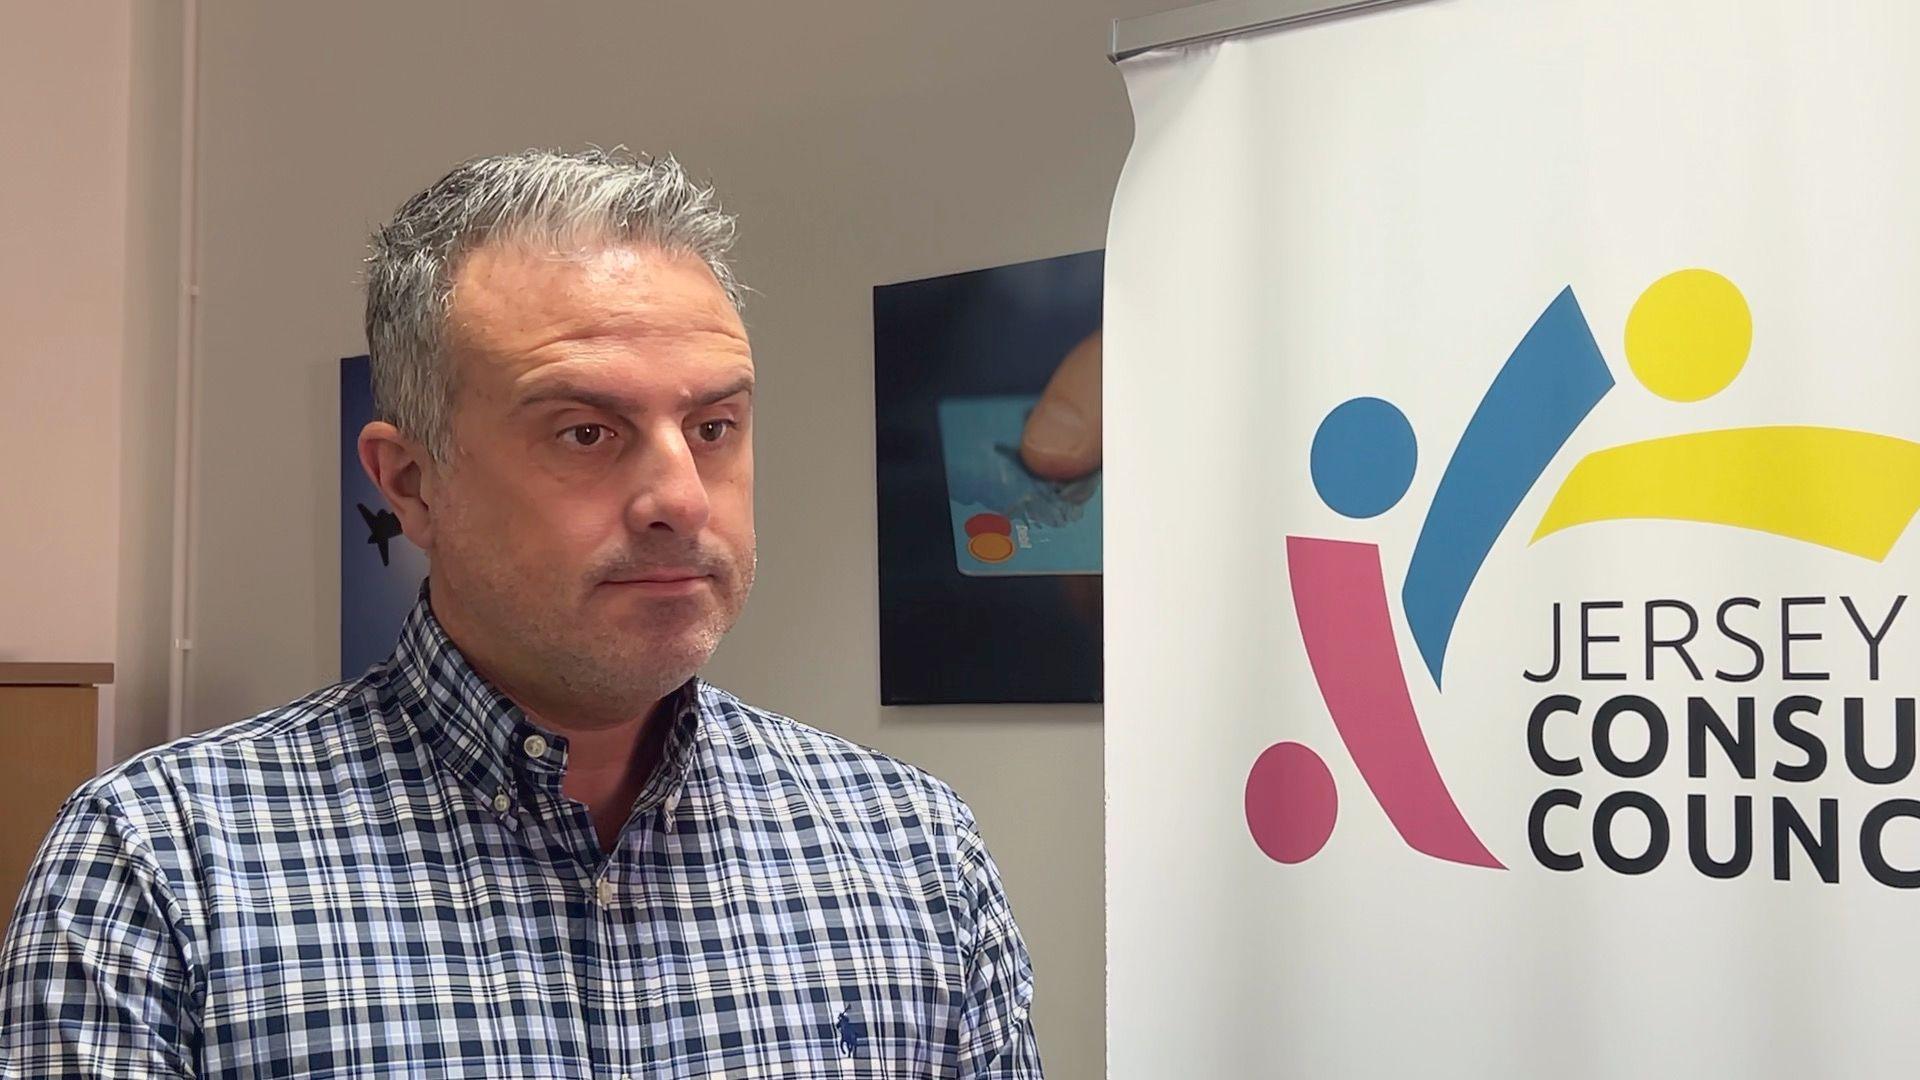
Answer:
0;594;1041;1078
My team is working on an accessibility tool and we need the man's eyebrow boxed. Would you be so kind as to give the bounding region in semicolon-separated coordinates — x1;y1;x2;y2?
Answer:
690;372;756;408
512;384;640;415
513;372;755;414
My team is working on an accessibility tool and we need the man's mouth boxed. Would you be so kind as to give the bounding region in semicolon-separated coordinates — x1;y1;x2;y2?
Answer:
603;570;713;594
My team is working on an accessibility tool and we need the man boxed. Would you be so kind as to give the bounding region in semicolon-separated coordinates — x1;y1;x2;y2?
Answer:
0;148;1042;1078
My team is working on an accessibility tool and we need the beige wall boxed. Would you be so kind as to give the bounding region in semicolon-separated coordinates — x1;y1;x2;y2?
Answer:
0;0;180;764
0;2;163;763
28;3;1159;1075
0;4;131;665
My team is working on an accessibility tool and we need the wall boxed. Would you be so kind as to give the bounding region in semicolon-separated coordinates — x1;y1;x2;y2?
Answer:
0;0;180;766
0;2;139;763
181;5;1156;1075
0;4;130;664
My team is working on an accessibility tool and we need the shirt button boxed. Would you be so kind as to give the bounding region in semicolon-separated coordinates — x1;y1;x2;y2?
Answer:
522;733;548;758
596;878;615;907
492;791;511;813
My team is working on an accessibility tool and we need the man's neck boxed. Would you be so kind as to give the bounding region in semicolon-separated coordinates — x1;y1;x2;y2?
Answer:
542;698;676;856
428;590;676;849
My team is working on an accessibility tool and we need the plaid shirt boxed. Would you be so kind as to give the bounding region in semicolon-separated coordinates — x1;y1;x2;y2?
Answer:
0;594;1041;1078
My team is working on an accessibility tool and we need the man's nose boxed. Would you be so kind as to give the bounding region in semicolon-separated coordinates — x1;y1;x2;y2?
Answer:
623;423;712;535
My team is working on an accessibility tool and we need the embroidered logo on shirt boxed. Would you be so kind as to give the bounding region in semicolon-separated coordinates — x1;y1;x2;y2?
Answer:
834;1007;865;1058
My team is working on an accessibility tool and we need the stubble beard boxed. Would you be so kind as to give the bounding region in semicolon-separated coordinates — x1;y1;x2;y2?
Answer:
434;510;757;723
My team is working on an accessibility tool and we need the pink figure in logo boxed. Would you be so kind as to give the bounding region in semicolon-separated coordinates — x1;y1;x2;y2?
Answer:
1246;397;1503;869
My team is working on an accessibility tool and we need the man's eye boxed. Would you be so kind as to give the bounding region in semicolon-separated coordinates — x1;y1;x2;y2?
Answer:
695;420;737;445
561;424;613;448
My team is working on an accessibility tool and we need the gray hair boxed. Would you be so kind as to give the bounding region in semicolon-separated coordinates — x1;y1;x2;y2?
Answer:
364;146;744;461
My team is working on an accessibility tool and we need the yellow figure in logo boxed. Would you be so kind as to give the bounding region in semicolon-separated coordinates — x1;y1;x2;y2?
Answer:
1533;269;1920;561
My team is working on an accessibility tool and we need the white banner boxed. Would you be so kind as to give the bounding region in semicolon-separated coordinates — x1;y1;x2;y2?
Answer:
1105;2;1920;1076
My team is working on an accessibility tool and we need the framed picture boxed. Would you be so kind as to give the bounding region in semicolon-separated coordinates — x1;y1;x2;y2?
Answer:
340;355;427;678
873;250;1104;704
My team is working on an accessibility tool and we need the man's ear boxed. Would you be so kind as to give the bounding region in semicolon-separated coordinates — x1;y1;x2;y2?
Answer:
358;421;439;551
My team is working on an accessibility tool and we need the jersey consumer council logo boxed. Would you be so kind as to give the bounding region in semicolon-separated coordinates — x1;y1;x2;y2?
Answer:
1245;269;1920;869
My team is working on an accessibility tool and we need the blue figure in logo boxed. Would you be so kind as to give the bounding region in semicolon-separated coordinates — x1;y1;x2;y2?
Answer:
835;1007;865;1058
1398;288;1614;686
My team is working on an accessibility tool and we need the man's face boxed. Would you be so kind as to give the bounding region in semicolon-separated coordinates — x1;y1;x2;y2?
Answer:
422;242;755;722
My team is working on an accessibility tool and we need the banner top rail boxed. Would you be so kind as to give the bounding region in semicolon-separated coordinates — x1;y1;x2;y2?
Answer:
1110;0;1435;62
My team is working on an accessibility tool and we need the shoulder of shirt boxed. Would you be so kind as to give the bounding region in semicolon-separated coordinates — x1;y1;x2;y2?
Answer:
694;679;981;839
60;670;381;820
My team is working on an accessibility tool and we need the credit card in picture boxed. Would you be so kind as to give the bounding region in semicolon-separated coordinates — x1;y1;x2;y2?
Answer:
936;395;1102;577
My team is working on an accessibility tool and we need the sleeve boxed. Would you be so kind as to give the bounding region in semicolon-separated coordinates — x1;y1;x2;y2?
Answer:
954;810;1044;1079
0;788;201;1078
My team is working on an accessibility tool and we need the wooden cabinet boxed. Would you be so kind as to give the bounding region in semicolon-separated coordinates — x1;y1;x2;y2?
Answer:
0;663;110;933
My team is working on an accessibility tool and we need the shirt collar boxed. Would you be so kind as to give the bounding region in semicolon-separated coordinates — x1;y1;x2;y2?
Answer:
385;580;706;821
